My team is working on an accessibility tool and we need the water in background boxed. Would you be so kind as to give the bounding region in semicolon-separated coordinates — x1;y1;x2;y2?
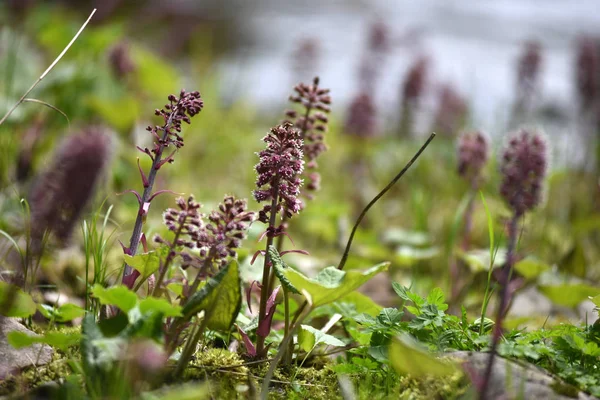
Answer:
218;0;600;165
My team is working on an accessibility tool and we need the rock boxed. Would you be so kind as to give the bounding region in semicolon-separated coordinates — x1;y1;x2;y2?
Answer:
451;351;596;400
0;316;53;379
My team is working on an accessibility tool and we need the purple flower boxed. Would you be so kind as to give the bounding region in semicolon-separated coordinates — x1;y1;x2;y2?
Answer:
108;41;136;80
197;196;255;268
344;92;377;138
500;129;547;216
402;56;429;106
253;123;304;223
142;90;203;159
516;41;542;100
457;131;489;184
29;127;111;245
576;36;600;111
157;195;255;271
284;77;331;195
433;84;467;137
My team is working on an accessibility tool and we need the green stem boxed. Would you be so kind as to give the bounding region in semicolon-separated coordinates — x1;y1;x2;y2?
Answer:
173;315;208;379
261;306;311;399
151;223;184;297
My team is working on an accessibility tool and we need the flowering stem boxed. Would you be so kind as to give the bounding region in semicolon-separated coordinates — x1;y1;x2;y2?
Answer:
479;213;519;400
151;222;184;297
256;177;281;356
123;113;176;281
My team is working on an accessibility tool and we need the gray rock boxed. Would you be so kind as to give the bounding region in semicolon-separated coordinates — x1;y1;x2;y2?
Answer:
451;351;596;400
0;316;53;379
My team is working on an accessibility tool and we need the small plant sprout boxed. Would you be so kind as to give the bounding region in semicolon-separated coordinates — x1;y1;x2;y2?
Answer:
121;90;203;288
480;128;547;400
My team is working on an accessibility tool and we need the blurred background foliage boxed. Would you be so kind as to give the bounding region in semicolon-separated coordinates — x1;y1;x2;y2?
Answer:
1;0;600;328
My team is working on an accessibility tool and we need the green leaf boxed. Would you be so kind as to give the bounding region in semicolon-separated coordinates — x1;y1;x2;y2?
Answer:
167;283;184;296
298;325;345;352
389;335;457;377
514;257;550;280
268;246;299;294
376;308;403;326
0;282;37;318
539;283;600;308
277;262;389;308
54;303;86;322
392;283;425;311
124;252;161;282
91;285;137;313
139;297;182;318
426;288;448;311
335;291;383;317
181;261;241;331
8;330;81;351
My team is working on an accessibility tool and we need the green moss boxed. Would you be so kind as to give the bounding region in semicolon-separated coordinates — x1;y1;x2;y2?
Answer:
179;347;468;400
0;349;78;397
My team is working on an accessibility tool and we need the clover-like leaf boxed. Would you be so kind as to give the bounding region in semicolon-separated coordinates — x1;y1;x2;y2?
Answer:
299;325;345;352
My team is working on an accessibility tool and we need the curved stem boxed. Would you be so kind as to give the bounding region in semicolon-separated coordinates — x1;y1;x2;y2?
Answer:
337;133;436;270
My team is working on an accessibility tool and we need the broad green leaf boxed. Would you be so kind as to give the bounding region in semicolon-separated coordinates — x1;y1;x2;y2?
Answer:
124;252;161;282
268;246;299;294
0;282;36;318
37;303;85;322
514;258;550;280
91;285;137;313
539;283;600;308
277;262;389;308
139;297;182;318
298;325;345;352
167;283;184;296
181;261;241;331
335;291;383;317
55;303;86;322
426;288;448;311
8;330;81;351
389;335;457;377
